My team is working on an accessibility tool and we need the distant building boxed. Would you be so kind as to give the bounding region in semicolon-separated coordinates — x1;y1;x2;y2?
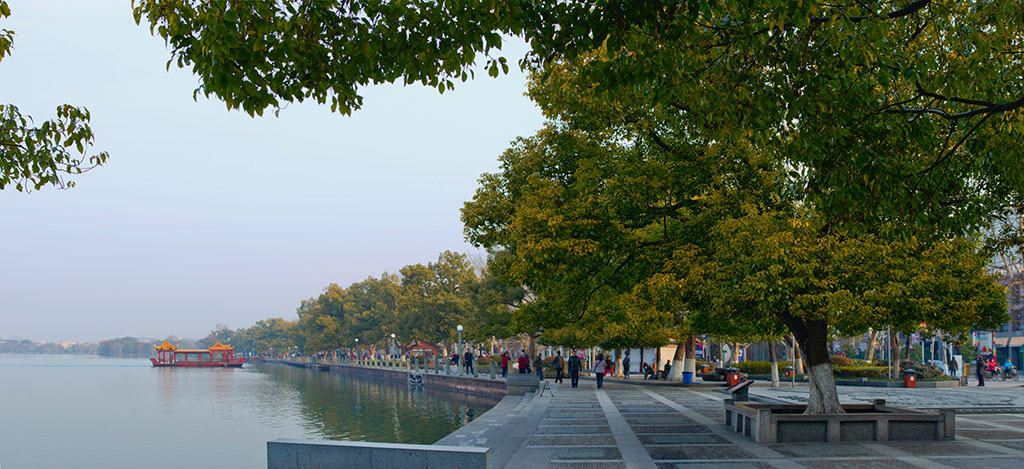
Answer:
404;341;444;358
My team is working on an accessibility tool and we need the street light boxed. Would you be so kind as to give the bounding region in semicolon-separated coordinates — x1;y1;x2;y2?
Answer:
457;325;464;375
391;333;396;358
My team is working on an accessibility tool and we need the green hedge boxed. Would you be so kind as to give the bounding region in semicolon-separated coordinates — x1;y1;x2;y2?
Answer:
735;361;793;374
833;366;888;379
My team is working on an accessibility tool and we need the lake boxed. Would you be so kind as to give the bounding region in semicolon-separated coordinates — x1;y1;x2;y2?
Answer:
0;354;498;468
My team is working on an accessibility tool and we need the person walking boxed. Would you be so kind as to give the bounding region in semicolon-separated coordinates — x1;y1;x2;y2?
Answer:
623;353;631;379
534;354;544;381
464;349;474;375
568;349;582;388
553;351;565;383
594;353;607;389
976;354;986;387
500;351;509;378
517;350;530;374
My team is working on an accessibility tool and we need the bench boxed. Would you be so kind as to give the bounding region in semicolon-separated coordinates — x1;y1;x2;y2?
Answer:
726;379;754;401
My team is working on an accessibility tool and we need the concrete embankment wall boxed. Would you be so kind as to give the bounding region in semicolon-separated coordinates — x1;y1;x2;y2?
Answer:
261;359;507;398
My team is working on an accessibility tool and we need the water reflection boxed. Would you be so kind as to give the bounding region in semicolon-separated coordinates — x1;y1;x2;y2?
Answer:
254;364;499;444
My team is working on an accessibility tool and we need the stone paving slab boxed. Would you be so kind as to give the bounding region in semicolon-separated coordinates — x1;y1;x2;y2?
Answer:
656;462;774;469
798;459;921;469
529;435;618;446
637;434;726;445
436;379;1024;468
931;456;1023;469
769;443;884;458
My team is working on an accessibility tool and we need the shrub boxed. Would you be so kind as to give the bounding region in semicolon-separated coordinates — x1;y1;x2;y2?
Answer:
899;360;946;381
833;366;888;379
736;361;792;374
829;355;855;366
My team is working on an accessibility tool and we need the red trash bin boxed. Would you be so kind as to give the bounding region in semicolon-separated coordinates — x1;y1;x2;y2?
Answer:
726;368;741;386
903;369;917;388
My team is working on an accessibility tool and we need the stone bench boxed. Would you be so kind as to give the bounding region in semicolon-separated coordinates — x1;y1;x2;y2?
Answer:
505;373;539;395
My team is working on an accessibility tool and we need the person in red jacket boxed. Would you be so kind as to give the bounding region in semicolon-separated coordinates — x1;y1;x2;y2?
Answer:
500;351;510;378
517;350;530;374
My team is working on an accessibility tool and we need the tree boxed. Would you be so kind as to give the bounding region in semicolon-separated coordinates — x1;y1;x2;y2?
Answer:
1;1;108;191
696;213;1006;412
138;0;1024;413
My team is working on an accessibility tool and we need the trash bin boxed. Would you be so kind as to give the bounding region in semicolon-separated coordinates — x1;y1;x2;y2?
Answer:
903;369;917;388
726;367;741;386
783;366;794;378
699;364;711;373
682;371;694;384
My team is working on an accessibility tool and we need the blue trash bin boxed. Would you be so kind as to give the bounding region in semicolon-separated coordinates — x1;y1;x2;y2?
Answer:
682;371;694;384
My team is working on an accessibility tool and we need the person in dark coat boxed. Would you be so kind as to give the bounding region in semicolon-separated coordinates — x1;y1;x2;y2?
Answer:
553;351;565;383
623;354;631;379
464;349;474;375
976;354;986;386
568;350;582;388
517;350;530;374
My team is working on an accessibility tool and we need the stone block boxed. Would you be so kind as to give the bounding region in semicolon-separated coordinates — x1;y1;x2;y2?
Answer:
505;374;539;395
267;439;491;469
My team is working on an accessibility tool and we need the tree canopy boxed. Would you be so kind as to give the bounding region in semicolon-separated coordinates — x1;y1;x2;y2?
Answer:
1;1;108;192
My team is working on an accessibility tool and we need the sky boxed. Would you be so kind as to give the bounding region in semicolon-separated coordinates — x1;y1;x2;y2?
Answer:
0;1;544;342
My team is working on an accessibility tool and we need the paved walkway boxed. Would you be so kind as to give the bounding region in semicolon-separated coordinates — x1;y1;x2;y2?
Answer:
438;380;1024;468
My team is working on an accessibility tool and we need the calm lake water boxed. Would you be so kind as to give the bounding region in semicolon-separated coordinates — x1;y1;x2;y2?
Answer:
0;354;498;468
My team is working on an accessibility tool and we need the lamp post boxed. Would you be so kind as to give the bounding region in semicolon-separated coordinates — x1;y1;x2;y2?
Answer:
457;324;464;376
391;333;396;359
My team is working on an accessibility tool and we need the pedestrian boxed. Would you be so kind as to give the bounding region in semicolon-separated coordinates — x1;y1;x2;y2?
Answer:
594;353;607;389
976;354;985;387
623;353;630;379
464;349;474;375
534;353;544;381
517;349;530;374
605;356;614;377
554;351;565;383
568;349;582;388
500;351;509;378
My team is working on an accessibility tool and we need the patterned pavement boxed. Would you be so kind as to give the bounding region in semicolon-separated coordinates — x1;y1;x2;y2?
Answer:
441;380;1024;468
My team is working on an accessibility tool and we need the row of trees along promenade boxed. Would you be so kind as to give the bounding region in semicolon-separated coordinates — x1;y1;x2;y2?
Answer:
5;2;1024;414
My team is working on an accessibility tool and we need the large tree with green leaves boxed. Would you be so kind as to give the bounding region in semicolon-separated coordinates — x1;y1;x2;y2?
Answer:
136;1;1024;413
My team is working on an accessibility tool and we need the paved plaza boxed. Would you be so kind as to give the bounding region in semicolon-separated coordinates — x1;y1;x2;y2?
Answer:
438;380;1024;468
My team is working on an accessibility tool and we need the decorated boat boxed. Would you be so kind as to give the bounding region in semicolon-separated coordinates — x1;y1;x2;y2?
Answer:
150;340;245;367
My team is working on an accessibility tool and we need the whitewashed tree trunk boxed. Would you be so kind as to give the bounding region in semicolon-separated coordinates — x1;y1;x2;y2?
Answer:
805;362;844;414
683;335;697;375
666;338;687;381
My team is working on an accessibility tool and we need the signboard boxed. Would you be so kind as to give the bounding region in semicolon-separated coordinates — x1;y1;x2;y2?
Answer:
975;331;994;355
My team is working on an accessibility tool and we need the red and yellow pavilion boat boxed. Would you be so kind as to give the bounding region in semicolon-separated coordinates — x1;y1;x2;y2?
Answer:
150;340;245;368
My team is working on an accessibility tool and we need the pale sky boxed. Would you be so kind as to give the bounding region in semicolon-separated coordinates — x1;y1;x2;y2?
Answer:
0;1;543;342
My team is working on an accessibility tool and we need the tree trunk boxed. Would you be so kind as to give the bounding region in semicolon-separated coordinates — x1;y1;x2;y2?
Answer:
731;342;740;364
794;320;844;414
666;338;687;381
683;335;697;375
889;332;901;380
768;341;780;388
865;329;879;362
793;335;804;374
526;331;537;359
